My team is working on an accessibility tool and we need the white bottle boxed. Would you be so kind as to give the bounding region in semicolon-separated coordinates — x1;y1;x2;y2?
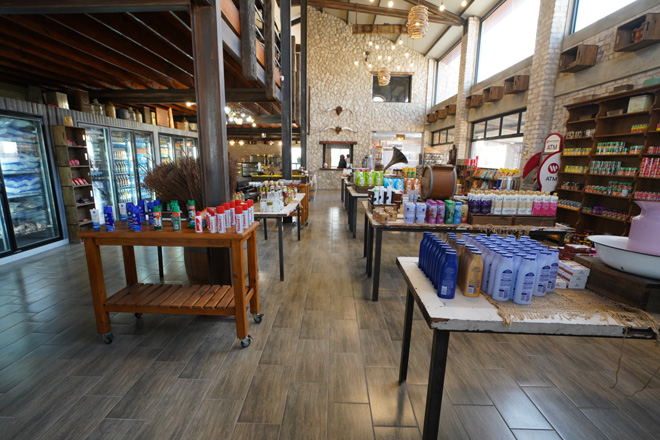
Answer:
493;194;504;215
480;246;497;294
513;256;537;305
491;254;514;301
546;249;560;292
487;250;504;296
534;251;552;296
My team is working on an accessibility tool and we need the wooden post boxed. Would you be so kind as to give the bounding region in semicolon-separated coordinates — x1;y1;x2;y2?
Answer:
191;0;232;285
300;0;308;168
263;0;277;100
239;0;258;81
281;0;292;179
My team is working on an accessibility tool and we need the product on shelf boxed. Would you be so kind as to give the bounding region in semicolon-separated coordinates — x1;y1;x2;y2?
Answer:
564;165;587;173
560;182;583;191
565;129;595;139
588;160;637;176
558;199;582;211
563;148;591;156
467;190;557;216
633;191;660;201
640;157;660;177
595;142;643;155
631;124;649;134
584;181;632;197
647;146;660;154
456;158;478;166
581;205;628;221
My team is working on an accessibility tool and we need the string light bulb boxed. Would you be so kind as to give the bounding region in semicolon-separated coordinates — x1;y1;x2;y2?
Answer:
229;140;235;145
354;60;359;66
252;123;256;127
368;41;373;46
368;63;372;68
378;55;382;60
461;0;467;6
387;56;391;61
398;40;403;45
404;52;409;57
439;2;445;11
238;140;244;146
387;0;393;7
375;44;380;49
391;45;396;50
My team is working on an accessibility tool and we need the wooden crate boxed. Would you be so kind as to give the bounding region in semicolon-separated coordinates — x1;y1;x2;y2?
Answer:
437;108;447;119
512;215;556;226
559;44;598;73
574;256;660;312
445;104;456;115
466;94;483;108
614;13;660;52
503;75;529;94
468;213;514;225
482;86;503;102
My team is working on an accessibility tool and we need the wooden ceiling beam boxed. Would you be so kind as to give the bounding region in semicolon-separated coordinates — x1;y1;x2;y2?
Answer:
0;65;66;89
308;0;459;25
89;89;196;103
4;15;181;89
424;0;473;56
0;20;164;90
225;88;279;103
0;0;190;14
0;55;107;90
130;12;193;57
87;13;194;74
48;14;194;87
0;37;143;90
352;24;408;34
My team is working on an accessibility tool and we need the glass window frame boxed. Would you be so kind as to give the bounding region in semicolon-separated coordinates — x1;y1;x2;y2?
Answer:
570;0;637;34
372;74;413;103
470;110;525;143
431;126;455;146
434;40;462;105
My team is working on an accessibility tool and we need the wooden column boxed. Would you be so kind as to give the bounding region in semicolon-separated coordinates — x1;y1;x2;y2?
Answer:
191;0;232;285
263;0;277;100
239;0;258;81
300;0;308;169
280;0;292;179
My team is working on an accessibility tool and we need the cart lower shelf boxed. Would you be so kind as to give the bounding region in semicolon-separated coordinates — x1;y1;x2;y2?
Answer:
104;283;254;316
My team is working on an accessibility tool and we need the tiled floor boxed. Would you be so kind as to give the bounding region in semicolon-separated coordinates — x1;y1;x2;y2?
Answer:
0;189;659;439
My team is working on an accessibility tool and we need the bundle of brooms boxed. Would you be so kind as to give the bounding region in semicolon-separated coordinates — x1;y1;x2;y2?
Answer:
141;156;239;206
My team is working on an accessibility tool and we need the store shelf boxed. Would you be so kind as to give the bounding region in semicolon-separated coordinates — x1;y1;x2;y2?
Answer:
594;132;646;138
598;110;650;120
558;188;583;193
67;145;88;149
564;136;593;140
70;165;91;168
587;173;636;178
76;202;95;208
638;176;660;180
643;153;660;156
581;211;628;223
78;220;93;225
73;184;93;188
558;206;581;212
559;171;587;175
584;192;631;200
12;209;45;219
562;154;591;157
592;154;641;158
566;118;596;124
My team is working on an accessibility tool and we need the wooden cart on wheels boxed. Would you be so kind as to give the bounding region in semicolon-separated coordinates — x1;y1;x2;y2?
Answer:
79;221;261;348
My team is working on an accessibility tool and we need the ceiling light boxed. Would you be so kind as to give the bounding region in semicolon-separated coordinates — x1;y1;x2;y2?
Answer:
246;116;253;122
391;45;396;50
278;141;282;146
396;65;400;70
236;118;243;125
375;44;380;49
461;0;467;6
439;3;445;11
368;63;372;68
378;55;382;60
240;113;246;117
354;60;359;66
404;52;409;57
398;40;403;45
369;41;373;46
252;123;256;127
387;56;391;61
388;0;393;7
185;102;194;107
229;140;235;145
228;116;234;122
261;133;266;138
410;62;414;67
238;140;244;146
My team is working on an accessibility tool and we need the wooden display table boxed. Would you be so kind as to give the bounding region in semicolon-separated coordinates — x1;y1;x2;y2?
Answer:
79;221;260;348
363;201;573;301
346;185;369;238
254;193;305;281
396;257;655;440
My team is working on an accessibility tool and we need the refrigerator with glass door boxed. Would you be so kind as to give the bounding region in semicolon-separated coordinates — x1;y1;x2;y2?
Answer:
186;138;198;160
80;125;116;218
134;131;155;201
159;134;174;164
0;114;61;255
110;130;138;204
174;137;186;163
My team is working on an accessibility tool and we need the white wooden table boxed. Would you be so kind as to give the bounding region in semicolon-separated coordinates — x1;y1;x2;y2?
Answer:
254;193;305;281
396;257;656;440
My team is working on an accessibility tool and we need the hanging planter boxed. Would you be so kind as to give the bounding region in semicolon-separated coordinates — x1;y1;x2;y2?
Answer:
378;67;391;86
408;5;429;40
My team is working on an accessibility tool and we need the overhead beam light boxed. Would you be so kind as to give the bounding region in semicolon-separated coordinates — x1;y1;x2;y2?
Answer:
185;102;195;107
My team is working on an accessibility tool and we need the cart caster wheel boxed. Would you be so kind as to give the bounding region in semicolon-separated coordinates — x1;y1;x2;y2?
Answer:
240;335;253;348
252;313;264;324
135;313;143;319
102;332;114;345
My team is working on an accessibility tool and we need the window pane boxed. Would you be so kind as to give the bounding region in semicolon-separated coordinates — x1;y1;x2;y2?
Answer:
439;131;447;144
435;42;462;104
473;121;486;140
501;113;520;135
477;0;541;82
573;0;636;33
432;132;440;145
470;137;523;169
485;118;501;138
447;128;455;143
519;111;526;133
373;75;411;102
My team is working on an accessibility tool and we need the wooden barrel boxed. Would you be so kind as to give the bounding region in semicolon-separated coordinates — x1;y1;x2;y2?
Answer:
420;165;457;200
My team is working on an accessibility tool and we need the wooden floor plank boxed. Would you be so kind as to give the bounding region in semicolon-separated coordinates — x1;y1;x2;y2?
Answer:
237;365;291;424
181;399;242;440
328;403;374;440
279;382;327;440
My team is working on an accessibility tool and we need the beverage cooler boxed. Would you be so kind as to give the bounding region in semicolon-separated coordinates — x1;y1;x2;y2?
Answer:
174;137;186;163
186;138;198;160
81;125;116;221
159;135;174;164
134;132;155;201
110;130;139;205
0;114;61;257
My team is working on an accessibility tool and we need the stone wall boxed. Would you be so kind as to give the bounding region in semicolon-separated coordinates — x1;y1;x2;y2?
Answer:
307;7;429;189
228;142;283;162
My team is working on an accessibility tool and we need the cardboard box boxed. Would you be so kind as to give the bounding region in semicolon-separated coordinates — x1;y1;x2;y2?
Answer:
66;89;91;113
555;278;568;290
142;107;152;125
155;107;169;127
559;260;591;277
627;94;653;113
558;268;589;283
44;92;69;109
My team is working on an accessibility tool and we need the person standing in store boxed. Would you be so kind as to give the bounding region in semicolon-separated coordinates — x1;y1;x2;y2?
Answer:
338;154;347;168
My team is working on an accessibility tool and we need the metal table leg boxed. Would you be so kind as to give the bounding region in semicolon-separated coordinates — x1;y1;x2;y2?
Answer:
297;205;301;241
372;229;382;300
347;194;352;228
263;218;268;240
367;223;374;277
363;212;368;258
352;196;358;239
157;246;164;280
399;287;415;383
422;330;450;440
559;232;566;246
278;218;284;281
341;179;345;202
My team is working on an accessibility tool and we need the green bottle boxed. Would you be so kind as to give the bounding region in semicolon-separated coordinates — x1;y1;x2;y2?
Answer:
153;205;162;231
172;205;181;231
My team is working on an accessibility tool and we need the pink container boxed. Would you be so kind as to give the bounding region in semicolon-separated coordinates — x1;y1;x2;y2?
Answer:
426;200;437;224
628;201;660;256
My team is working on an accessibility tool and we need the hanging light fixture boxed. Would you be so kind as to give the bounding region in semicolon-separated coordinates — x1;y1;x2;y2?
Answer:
461;0;467;6
408;5;429;40
378;67;391;86
439;2;445;11
387;0;393;7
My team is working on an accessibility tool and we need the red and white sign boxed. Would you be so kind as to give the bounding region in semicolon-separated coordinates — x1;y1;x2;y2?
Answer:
538;151;562;192
543;133;563;154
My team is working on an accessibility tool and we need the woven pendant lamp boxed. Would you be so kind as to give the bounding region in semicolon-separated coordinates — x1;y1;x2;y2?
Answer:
408;5;429;39
378;67;391;86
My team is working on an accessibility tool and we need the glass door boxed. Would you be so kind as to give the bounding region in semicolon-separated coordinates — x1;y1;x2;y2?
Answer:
0;192;12;256
82;125;116;218
0;115;60;250
134;132;154;201
110;130;138;204
159;135;174;164
186;138;198;160
174;137;186;163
